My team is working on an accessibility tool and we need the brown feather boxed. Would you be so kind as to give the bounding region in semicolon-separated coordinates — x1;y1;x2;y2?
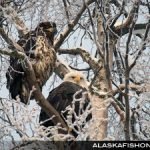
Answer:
6;22;57;104
39;81;92;137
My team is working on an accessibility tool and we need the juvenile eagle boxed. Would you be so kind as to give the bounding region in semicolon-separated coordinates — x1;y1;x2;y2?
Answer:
39;71;92;137
6;22;57;104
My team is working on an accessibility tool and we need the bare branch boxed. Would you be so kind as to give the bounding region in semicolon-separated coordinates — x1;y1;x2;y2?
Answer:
109;0;128;17
54;0;94;50
124;1;140;140
0;48;24;58
62;0;70;22
111;100;125;122
129;23;150;70
83;0;103;58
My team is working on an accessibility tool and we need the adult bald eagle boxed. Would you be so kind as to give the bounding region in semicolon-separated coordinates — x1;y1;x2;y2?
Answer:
39;71;92;137
6;22;57;104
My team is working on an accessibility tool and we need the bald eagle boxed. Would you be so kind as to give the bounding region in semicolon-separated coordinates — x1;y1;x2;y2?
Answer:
6;22;57;104
39;71;92;137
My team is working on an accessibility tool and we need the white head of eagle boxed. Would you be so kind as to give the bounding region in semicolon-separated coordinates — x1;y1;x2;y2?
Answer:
39;71;91;137
63;71;88;89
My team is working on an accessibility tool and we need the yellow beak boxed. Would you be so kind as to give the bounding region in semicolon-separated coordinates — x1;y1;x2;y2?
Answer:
74;75;81;82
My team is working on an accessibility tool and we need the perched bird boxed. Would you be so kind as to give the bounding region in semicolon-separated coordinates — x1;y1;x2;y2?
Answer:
39;71;92;137
6;22;57;104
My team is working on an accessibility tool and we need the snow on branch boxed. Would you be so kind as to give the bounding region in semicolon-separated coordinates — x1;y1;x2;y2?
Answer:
0;49;68;130
0;98;71;143
114;0;140;32
58;47;101;72
109;1;126;29
0;6;28;37
0;48;25;58
0;28;24;52
0;98;41;140
129;23;150;70
61;90;92;140
112;83;148;96
54;0;94;50
111;0;148;37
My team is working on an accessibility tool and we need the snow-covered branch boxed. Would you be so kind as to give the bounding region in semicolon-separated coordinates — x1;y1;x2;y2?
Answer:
112;83;148;96
54;0;94;50
0;6;28;37
58;47;101;72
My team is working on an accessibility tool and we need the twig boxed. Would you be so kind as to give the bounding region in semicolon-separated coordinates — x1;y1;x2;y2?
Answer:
62;0;70;23
54;0;94;50
129;23;150;70
83;0;103;58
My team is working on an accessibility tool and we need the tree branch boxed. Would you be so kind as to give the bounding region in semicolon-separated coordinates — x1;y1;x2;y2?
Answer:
114;0;141;36
83;0;103;58
0;49;68;131
0;27;24;52
109;0;125;28
0;6;28;37
58;48;101;72
62;0;70;23
112;83;147;96
109;0;128;17
124;1;139;140
54;0;94;50
111;100;125;122
129;23;150;70
115;1;139;30
54;59;71;79
24;60;68;130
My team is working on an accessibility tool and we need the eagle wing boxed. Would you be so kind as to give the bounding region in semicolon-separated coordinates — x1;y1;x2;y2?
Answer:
39;81;92;134
6;32;36;102
6;22;56;104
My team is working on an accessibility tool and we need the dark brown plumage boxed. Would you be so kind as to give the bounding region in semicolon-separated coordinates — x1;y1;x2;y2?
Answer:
6;22;57;104
39;81;92;137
